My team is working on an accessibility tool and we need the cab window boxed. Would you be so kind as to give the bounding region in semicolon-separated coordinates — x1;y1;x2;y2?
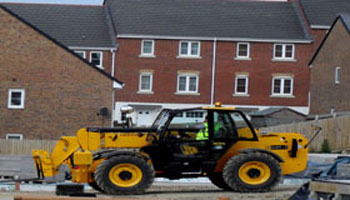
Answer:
166;109;208;140
213;111;236;139
230;112;255;139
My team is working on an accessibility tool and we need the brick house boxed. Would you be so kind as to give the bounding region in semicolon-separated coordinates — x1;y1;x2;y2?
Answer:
0;5;122;139
308;14;350;115
3;0;350;127
106;0;315;126
2;3;119;78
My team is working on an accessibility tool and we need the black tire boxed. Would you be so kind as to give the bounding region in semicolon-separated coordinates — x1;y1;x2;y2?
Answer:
208;173;232;190
223;152;281;192
95;155;154;195
88;180;104;193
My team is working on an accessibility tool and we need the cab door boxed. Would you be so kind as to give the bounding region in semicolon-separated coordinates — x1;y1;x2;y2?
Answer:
209;110;239;158
162;109;210;173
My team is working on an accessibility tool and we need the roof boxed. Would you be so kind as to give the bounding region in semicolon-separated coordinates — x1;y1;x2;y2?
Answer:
106;0;312;42
300;0;350;28
250;107;306;117
340;13;350;32
0;4;123;85
2;3;116;48
309;14;350;65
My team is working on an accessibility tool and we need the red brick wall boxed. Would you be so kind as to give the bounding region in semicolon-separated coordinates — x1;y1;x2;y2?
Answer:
0;8;113;139
215;41;312;106
115;37;318;107
310;20;350;114
115;39;212;104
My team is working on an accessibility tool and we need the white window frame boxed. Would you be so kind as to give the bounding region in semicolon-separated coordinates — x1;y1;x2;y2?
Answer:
236;42;250;59
141;40;155;56
90;51;103;68
234;75;249;95
6;133;23;140
178;41;201;57
335;66;341;84
8;89;25;109
74;50;86;59
271;76;294;96
177;74;199;93
273;44;295;60
138;73;153;92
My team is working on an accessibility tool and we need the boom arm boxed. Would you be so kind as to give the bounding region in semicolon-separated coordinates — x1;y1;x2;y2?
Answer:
32;128;99;179
32;128;152;182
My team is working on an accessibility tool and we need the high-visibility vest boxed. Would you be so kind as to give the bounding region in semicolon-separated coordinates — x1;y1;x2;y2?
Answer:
196;122;209;140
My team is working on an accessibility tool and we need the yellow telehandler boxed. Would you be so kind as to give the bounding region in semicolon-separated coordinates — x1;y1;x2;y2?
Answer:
32;103;310;194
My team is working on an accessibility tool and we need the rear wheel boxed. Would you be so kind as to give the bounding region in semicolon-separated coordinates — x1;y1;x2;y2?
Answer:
95;155;154;195
208;173;232;190
223;152;281;192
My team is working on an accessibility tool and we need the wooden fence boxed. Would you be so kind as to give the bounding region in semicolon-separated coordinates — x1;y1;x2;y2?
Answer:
0;139;57;155
262;115;350;152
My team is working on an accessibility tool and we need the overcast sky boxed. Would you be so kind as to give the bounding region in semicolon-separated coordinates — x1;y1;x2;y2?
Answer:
0;0;103;4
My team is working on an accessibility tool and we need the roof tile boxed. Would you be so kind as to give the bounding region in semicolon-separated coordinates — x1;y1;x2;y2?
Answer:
2;3;116;48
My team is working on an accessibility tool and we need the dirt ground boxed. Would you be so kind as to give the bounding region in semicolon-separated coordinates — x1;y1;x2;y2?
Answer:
0;183;301;200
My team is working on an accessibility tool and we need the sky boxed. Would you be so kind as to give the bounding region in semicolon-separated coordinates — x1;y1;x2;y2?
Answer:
0;0;103;4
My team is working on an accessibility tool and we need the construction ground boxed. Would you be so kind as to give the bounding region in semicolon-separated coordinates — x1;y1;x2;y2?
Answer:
0;180;301;200
0;154;349;200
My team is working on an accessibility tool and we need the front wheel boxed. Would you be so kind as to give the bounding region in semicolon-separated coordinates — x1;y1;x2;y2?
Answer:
223;152;281;192
94;155;154;195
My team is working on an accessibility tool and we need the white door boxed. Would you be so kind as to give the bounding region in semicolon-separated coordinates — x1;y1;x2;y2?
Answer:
136;109;157;127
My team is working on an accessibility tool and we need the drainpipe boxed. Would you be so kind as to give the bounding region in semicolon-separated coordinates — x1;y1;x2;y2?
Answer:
210;38;217;105
111;48;116;127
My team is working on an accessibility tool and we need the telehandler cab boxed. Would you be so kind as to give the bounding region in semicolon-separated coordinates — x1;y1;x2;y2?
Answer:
32;103;309;194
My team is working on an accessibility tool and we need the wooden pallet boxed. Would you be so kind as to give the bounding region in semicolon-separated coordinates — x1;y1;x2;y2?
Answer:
309;180;350;200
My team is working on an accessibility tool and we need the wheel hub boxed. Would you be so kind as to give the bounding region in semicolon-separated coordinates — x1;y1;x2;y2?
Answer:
247;168;261;178
238;161;271;185
108;163;143;187
119;171;132;181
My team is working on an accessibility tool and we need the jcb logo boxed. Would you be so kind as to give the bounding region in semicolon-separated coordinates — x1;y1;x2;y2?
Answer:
181;145;199;155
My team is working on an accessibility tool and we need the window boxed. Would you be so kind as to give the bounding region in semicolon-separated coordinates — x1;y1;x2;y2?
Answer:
186;111;204;118
168;109;207;130
335;66;341;84
179;41;200;57
90;51;103;68
236;43;250;59
6;134;23;140
273;44;294;60
141;40;154;56
272;77;293;96
234;75;249;95
139;73;153;92
8;89;25;109
177;74;199;93
74;51;86;58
